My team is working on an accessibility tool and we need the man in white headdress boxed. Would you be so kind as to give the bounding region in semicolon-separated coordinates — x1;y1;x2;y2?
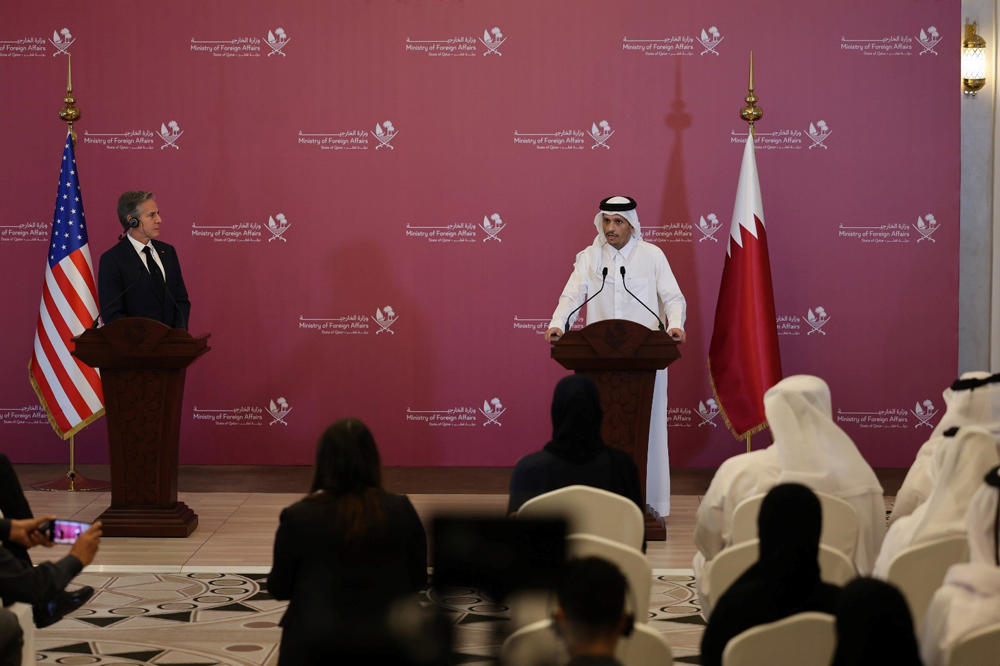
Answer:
873;427;999;579
546;196;687;517
693;375;885;615
891;372;1000;526
920;465;1000;666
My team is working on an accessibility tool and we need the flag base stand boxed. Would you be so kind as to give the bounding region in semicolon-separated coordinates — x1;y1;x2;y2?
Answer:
31;435;109;492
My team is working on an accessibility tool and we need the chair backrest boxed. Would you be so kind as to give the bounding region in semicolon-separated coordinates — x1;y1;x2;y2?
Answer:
567;534;652;624
946;620;1000;666
518;485;645;551
731;491;860;561
509;534;652;630
704;540;856;614
722;612;836;666
887;534;969;629
501;618;673;666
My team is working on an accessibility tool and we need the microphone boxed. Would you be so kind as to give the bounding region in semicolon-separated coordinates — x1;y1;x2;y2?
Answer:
564;267;608;333
619;266;665;332
92;270;143;328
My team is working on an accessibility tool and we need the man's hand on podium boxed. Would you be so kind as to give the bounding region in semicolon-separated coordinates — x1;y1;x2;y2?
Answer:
667;328;686;344
545;327;563;344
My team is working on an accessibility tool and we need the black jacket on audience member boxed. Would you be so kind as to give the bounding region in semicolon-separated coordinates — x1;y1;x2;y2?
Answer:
268;490;427;665
832;578;923;666
700;484;840;666
507;375;643;515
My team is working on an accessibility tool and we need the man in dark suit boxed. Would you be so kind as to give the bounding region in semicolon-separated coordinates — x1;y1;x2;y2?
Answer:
97;191;190;329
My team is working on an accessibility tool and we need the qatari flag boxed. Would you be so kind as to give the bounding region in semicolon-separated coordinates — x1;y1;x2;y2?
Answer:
708;134;783;440
28;133;105;439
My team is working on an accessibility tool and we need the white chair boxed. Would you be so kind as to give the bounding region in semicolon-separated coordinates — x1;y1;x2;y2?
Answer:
946;620;1000;666
701;539;855;618
509;535;651;629
887;534;969;629
722;612;836;666
731;491;860;562
518;485;645;551
501;618;673;666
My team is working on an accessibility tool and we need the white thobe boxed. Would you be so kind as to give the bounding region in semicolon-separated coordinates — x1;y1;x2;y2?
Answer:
921;564;1000;666
889;436;942;527
549;236;686;516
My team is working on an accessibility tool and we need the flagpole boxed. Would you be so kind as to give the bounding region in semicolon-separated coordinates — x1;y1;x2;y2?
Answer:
32;56;109;493
741;51;762;458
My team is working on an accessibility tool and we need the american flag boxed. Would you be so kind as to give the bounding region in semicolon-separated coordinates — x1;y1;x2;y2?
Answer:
28;133;104;438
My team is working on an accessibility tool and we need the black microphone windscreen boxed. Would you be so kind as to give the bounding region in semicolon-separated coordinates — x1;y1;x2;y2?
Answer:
602;267;608;277
620;266;626;276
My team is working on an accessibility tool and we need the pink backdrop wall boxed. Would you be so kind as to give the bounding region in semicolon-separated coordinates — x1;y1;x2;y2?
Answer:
0;0;959;468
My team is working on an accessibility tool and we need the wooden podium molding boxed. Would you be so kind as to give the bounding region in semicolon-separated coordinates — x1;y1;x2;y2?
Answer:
551;319;680;540
72;318;210;537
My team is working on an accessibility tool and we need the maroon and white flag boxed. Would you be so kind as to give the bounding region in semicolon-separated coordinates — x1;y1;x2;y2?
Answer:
708;134;783;439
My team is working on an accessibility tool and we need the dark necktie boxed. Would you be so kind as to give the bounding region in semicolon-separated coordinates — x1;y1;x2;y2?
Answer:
142;246;165;294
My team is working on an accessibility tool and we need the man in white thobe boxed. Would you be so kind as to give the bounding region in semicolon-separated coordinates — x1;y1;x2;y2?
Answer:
891;372;1000;526
546;196;687;517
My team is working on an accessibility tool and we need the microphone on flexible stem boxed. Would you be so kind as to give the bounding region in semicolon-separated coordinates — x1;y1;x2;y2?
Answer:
563;267;608;334
619;266;665;332
91;271;143;328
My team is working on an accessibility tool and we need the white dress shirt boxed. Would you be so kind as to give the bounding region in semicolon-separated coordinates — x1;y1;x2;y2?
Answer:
548;236;686;332
127;232;167;280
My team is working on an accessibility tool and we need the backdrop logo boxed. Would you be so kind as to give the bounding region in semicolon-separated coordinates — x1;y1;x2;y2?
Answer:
0;405;48;425
589;121;614;149
480;214;505;242
697;27;723;55
731;128;803;149
192;404;265;426
267;397;292;426
913;214;939;242
49;28;74;56
266;214;290;242
371;306;399;334
512;316;583;335
0;222;48;242
805;307;830;335
696;213;722;241
480;398;505;426
836;407;910;429
191;218;263;243
911;399;937;427
158;121;183;150
190;33;265;57
917;26;941;55
697;399;720;427
622;35;695;57
480;27;505;56
514;129;585;150
265;28;290;56
372;121;398;149
298;129;370;150
0;36;47;58
806;121;832;149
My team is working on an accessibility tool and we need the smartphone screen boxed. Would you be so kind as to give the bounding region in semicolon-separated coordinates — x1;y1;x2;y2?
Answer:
51;520;90;545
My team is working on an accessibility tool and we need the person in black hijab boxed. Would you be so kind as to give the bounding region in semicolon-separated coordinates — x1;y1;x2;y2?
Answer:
506;375;643;516
833;578;922;666
700;483;840;666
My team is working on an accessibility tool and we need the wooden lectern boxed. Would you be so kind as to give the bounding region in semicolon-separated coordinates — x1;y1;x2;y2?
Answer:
71;318;210;537
551;320;680;540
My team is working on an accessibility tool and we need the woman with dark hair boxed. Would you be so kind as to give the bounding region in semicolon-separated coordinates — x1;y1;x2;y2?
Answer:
269;419;428;665
833;578;922;666
700;483;840;666
507;375;643;515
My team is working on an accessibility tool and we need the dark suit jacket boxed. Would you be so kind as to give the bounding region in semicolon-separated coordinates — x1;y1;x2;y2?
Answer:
268;491;428;665
0;519;82;606
97;237;190;329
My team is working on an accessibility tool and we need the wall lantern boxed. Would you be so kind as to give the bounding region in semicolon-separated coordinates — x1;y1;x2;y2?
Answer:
963;19;987;98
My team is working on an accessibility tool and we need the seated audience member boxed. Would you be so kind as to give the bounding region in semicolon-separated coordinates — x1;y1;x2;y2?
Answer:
0;607;21;666
0;454;99;627
921;466;1000;666
694;375;884;599
700;484;840;666
874;426;998;578
268;419;428;665
832;578;922;666
507;375;642;515
555;557;633;666
892;372;1000;526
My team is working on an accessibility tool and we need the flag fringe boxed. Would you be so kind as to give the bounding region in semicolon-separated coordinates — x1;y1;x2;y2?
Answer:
28;359;104;441
707;357;770;442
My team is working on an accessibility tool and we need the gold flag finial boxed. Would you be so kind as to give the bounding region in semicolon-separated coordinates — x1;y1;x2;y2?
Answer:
59;54;80;144
740;51;762;136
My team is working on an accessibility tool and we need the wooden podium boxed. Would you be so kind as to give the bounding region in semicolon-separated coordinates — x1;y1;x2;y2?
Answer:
71;318;210;537
551;320;680;540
